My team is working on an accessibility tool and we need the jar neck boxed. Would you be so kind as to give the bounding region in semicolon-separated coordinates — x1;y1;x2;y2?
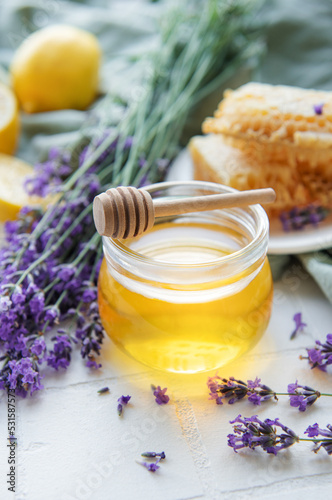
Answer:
102;181;269;300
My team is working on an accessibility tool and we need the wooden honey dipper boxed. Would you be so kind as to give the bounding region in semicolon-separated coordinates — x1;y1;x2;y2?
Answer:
93;186;276;239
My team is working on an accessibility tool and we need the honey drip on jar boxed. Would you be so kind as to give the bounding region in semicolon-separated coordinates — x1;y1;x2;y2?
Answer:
98;221;273;373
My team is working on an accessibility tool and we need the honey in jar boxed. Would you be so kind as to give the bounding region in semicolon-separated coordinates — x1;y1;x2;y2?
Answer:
98;181;273;373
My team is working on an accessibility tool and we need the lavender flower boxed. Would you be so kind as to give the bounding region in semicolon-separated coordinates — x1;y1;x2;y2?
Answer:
139;459;161;472
313;103;324;115
8;436;17;445
228;415;299;455
24;148;73;197
46;335;72;370
290;312;307;340
287;381;320;411
5;358;44;397
304;423;332;455
280;205;329;231
151;385;169;405
301;334;332;371
207;375;276;406
86;356;102;370
139;450;165;472
117;395;131;416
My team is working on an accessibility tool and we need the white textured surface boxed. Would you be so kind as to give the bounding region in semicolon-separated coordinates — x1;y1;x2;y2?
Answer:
1;273;332;500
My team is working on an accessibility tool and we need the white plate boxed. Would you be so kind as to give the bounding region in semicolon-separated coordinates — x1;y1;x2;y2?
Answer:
168;149;332;255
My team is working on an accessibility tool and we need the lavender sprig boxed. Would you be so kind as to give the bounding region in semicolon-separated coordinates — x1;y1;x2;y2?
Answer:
228;415;299;455
300;334;332;371
207;376;276;406
207;375;332;412
228;415;332;456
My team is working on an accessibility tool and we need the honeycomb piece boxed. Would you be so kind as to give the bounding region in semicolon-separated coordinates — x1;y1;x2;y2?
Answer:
203;83;332;151
188;134;314;217
223;135;332;169
299;163;332;207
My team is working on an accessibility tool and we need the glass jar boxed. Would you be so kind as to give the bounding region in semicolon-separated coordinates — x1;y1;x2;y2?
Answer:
98;180;273;373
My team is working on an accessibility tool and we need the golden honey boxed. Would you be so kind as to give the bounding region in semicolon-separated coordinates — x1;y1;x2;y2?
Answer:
99;224;272;373
98;181;273;374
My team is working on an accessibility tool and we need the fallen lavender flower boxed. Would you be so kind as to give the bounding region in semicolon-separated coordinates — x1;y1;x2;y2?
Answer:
304;423;332;454
207;375;276;406
290;312;307;340
139;450;166;472
141;451;166;459
229;415;332;456
280;205;329;232
97;387;110;394
151;385;169;405
117;395;131;416
300;334;332;371
228;415;299;455
139;459;161;472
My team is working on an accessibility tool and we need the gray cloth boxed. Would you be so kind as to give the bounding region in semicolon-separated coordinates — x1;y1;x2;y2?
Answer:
1;0;332;300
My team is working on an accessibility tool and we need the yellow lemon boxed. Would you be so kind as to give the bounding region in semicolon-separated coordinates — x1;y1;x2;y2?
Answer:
0;82;19;155
10;25;101;113
0;154;46;222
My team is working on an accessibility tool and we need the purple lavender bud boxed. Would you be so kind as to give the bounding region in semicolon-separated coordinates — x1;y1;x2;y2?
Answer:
118;395;131;405
287;381;320;412
290;312;307;340
117;395;131;415
152;386;169;405
29;293;45;315
140;461;160;472
58;267;75;282
247;393;262;405
313;103;324;115
141;452;157;458
97;387;110;394
141;451;166;459
86;358;101;369
82;289;97;303
30;338;46;357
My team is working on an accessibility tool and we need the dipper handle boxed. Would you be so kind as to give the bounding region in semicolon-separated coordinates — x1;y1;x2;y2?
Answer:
93;186;276;239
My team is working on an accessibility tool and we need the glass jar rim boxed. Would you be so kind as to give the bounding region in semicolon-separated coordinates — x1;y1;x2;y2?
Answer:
102;180;269;271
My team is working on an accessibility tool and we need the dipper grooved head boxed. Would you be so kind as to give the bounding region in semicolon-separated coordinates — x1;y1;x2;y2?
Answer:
93;186;155;238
